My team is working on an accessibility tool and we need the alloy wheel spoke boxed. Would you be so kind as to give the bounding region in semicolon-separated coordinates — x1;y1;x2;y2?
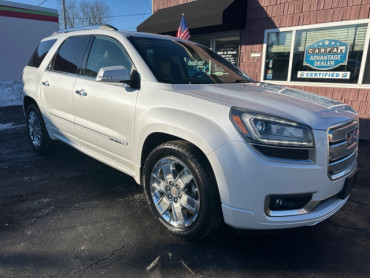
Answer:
172;203;185;225
151;173;167;194
180;193;199;213
175;168;193;190
157;197;171;215
161;160;176;183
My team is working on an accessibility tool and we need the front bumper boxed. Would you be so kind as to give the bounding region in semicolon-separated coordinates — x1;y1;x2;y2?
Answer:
207;129;355;230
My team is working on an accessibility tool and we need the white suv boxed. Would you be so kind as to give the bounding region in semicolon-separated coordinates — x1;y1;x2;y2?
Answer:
22;25;359;240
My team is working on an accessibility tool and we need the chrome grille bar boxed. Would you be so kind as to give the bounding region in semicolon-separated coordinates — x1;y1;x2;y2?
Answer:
328;120;359;180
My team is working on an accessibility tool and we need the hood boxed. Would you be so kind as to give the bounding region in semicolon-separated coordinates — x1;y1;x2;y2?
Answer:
173;82;357;130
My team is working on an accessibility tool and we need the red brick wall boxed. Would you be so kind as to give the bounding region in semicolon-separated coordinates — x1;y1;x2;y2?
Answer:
152;0;195;13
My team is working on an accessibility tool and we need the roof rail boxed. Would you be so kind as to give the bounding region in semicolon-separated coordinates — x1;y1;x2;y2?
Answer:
57;24;118;34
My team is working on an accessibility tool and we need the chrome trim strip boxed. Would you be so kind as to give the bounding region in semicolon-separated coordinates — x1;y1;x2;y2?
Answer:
327;119;358;143
75;123;128;147
45;69;79;78
49;112;74;124
329;150;357;166
330;160;357;180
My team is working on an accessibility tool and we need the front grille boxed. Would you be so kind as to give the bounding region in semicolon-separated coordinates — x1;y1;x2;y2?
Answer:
328;120;359;180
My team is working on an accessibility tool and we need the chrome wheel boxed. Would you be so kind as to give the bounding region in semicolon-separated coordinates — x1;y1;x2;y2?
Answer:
28;110;42;148
150;157;200;228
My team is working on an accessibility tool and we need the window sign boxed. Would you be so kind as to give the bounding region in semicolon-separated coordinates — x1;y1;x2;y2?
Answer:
297;71;350;79
215;33;240;66
217;46;238;65
303;39;349;70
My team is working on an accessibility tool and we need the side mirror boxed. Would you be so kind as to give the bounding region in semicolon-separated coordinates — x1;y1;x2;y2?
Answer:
96;65;129;83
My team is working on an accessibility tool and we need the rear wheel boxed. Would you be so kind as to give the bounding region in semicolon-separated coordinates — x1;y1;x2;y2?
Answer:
142;140;222;241
26;103;53;154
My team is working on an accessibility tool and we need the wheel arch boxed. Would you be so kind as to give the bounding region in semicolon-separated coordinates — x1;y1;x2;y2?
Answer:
139;132;216;184
23;96;37;113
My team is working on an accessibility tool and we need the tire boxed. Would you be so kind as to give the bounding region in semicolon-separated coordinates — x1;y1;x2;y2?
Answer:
25;103;53;154
142;140;222;241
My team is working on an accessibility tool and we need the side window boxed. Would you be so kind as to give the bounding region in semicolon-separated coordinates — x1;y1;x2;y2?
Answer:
52;36;91;74
28;39;57;68
84;36;133;78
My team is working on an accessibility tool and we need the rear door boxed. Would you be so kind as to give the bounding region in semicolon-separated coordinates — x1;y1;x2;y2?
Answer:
73;35;138;169
41;36;91;142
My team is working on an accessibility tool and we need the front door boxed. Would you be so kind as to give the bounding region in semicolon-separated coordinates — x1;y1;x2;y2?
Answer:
73;36;138;169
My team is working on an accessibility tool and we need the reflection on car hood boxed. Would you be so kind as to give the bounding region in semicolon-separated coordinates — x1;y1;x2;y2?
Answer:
173;82;358;130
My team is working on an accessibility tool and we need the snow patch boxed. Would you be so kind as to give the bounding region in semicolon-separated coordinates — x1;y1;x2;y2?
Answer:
0;123;24;131
0;81;24;107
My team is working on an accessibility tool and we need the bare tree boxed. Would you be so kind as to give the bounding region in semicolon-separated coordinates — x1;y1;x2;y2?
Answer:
59;0;78;29
79;0;111;26
59;0;111;29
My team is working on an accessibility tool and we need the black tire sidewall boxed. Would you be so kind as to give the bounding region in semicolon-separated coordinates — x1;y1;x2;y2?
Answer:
143;142;214;240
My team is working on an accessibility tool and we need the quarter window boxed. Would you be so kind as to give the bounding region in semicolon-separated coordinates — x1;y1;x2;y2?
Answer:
28;39;57;68
84;36;133;78
52;36;91;74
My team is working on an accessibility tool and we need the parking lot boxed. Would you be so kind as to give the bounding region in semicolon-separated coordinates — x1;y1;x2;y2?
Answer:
0;105;369;277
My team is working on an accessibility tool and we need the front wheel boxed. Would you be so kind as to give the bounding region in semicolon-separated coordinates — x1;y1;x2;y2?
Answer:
142;140;222;241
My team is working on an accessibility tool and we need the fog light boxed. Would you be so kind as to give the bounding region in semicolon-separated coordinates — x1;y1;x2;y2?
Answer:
275;199;283;208
268;194;312;211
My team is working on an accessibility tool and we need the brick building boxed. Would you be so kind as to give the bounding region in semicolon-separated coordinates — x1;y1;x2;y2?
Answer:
139;0;370;140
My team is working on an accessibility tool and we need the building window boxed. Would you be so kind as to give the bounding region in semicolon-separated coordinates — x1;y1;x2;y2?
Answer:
292;24;367;84
363;40;370;84
215;32;240;66
191;34;212;48
191;31;241;66
262;21;370;86
264;31;292;81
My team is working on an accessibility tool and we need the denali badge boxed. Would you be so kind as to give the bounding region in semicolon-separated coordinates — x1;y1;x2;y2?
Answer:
346;129;358;148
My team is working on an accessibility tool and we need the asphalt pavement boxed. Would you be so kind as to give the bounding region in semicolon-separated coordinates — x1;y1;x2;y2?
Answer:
0;105;369;277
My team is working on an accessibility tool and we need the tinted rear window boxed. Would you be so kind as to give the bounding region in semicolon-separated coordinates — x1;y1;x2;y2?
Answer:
28;39;57;68
52;36;91;74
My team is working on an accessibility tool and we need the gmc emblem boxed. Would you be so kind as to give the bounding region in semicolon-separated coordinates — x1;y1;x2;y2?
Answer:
346;129;358;148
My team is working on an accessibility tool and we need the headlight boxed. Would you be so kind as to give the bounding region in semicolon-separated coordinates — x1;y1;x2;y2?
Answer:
230;108;314;148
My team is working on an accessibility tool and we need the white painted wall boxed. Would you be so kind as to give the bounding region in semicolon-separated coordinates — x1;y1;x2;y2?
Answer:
0;2;59;81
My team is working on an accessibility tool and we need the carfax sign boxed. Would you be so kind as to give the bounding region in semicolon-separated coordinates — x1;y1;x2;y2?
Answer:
303;39;349;70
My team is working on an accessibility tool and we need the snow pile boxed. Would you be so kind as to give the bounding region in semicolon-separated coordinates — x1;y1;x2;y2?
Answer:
0;81;24;107
0;123;24;131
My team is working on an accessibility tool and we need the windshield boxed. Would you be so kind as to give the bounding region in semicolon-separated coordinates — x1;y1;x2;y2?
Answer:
128;37;253;84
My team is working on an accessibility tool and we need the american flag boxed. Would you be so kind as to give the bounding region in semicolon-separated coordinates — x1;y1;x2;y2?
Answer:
176;14;190;40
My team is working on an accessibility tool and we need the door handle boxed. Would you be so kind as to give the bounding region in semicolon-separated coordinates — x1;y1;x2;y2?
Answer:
75;89;87;96
42;81;49;86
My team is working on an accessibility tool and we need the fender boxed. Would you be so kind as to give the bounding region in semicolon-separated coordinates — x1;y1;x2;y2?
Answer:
134;105;238;183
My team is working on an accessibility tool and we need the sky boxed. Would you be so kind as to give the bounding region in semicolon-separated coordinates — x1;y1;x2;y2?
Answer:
6;0;152;30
